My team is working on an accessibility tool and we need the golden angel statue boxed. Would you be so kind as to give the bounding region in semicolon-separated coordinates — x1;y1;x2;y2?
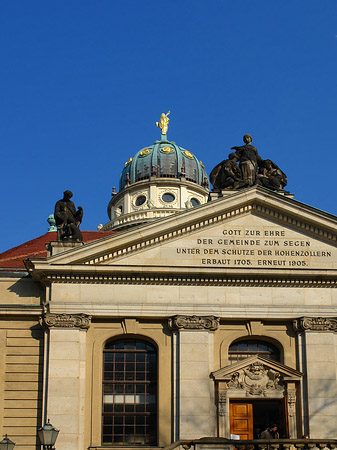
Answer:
156;111;170;135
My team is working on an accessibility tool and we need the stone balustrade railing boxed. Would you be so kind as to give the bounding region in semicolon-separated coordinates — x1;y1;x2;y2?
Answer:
102;208;177;230
164;438;337;450
88;438;337;450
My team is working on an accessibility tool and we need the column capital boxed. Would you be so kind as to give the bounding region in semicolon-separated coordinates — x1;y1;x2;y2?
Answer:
39;313;92;330
168;315;219;331
293;316;337;333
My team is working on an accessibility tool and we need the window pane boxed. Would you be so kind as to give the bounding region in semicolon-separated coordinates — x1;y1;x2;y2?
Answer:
114;372;124;381
104;403;113;412
136;341;146;350
104;353;113;361
125;340;135;350
104;372;113;381
136;385;145;394
115;353;124;362
104;363;113;371
114;341;124;349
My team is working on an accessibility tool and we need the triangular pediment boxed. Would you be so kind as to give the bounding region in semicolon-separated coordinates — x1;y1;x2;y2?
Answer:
26;187;337;285
211;355;302;381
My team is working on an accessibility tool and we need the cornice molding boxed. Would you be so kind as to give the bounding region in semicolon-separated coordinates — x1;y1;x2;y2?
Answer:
42;272;337;288
168;315;220;331
293;317;337;332
39;313;92;330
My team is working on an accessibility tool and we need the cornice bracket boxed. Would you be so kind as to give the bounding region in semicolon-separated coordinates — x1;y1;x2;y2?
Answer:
168;315;220;331
39;313;92;330
293;316;337;332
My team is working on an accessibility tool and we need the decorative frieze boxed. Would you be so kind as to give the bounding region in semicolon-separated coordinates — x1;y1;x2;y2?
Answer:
226;362;284;397
293;317;337;332
40;313;92;330
168;315;220;331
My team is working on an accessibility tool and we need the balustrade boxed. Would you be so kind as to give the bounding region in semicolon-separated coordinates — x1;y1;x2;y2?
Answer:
164;439;337;450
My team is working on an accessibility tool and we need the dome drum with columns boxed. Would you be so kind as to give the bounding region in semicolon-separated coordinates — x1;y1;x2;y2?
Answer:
102;113;209;231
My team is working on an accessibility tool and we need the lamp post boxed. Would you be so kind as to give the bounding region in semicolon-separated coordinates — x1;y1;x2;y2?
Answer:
38;420;59;450
0;435;15;450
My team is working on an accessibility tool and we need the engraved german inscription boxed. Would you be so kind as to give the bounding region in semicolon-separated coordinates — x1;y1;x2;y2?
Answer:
172;225;335;269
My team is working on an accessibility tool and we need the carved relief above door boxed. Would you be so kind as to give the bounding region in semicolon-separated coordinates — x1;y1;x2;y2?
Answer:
211;355;302;439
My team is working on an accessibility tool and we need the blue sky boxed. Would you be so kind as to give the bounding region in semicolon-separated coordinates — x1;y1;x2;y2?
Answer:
1;1;337;253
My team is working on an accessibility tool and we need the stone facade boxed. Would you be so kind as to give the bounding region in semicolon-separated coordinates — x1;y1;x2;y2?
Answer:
1;187;337;448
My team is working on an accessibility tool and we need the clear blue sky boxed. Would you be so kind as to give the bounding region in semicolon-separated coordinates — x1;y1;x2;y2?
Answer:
1;1;337;253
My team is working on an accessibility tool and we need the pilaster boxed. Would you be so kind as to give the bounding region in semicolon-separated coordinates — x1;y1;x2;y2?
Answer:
294;317;337;438
40;313;91;450
169;315;219;440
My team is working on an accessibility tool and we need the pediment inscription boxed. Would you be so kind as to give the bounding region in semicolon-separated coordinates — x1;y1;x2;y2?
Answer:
110;214;337;271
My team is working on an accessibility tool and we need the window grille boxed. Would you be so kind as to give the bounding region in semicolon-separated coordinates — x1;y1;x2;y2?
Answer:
102;339;157;445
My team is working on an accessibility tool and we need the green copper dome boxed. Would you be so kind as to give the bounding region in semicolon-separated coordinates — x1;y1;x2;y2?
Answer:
119;137;209;191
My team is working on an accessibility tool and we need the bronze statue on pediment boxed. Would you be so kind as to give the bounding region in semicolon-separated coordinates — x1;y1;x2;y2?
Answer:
54;190;83;242
210;134;287;192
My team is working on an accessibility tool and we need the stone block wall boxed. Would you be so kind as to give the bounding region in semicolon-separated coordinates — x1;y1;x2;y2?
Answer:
0;319;43;449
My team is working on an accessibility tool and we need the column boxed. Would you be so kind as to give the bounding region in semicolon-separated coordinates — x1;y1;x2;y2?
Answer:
294;317;337;438
169;315;219;440
40;313;91;450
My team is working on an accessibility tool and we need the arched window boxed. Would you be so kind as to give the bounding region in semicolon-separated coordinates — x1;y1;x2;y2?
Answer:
228;339;280;364
103;338;157;445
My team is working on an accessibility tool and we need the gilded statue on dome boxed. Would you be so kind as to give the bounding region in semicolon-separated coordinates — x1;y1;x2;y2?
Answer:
156;111;170;135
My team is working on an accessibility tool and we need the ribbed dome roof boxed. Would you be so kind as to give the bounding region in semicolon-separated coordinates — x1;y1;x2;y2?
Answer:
119;137;209;190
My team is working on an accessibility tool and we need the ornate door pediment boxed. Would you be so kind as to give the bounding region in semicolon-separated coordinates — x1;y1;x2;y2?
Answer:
211;355;302;398
212;356;302;438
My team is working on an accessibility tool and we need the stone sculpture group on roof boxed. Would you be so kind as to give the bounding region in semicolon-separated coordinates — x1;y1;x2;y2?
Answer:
210;134;287;192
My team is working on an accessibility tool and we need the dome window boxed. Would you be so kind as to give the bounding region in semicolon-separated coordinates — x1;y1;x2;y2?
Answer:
190;198;200;207
162;193;175;203
135;195;146;206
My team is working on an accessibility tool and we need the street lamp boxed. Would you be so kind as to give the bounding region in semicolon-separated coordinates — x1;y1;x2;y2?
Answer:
38;420;59;450
0;435;15;450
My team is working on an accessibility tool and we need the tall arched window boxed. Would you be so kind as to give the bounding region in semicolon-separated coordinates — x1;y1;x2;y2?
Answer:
103;338;157;445
228;339;280;364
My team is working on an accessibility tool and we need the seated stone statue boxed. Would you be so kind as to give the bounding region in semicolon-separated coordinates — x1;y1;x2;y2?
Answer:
54;190;83;242
210;153;249;190
257;159;287;191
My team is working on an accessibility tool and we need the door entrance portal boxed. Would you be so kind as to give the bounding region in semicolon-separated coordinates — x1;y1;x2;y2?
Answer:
212;356;302;439
230;400;286;439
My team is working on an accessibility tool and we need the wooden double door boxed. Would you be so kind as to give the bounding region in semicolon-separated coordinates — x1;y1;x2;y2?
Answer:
230;400;286;439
